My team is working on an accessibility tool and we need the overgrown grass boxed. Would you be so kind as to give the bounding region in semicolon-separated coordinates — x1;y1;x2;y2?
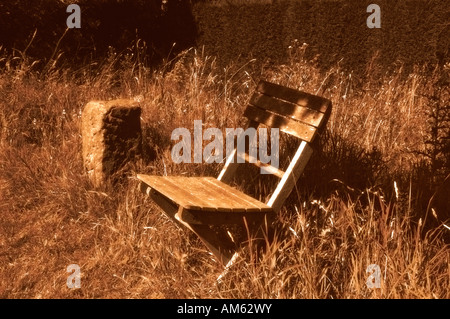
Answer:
0;42;448;298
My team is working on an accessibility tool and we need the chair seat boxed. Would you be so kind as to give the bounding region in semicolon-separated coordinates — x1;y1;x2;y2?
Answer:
137;174;273;225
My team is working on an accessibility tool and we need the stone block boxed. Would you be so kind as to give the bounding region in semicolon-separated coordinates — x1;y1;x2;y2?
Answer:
81;99;142;187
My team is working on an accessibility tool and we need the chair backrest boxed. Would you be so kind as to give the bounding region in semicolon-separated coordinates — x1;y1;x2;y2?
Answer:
218;80;332;212
245;80;331;141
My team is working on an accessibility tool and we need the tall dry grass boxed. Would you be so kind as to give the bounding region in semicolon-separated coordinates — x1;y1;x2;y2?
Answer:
0;42;448;298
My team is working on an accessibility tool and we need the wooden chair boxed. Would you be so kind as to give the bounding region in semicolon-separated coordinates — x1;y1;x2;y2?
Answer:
137;80;332;265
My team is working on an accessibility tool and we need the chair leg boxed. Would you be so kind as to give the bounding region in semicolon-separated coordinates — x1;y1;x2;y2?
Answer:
143;183;272;267
216;251;240;285
175;212;237;265
241;214;276;261
143;185;179;223
216;215;275;284
143;183;236;265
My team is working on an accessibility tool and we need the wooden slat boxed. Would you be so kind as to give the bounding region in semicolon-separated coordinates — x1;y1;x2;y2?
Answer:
217;148;239;184
244;105;317;142
267;140;313;212
203;178;271;211
139;175;235;212
199;178;259;211
249;92;326;128
170;176;247;213
161;177;219;212
218;120;259;184
237;151;285;178
175;178;272;225
138;174;270;212
179;208;270;225
257;80;331;113
137;174;203;210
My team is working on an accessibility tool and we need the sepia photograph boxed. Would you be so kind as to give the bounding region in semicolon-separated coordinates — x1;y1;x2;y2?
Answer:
0;0;448;303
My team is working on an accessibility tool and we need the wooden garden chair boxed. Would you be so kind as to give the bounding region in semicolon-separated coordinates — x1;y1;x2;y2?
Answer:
137;80;332;266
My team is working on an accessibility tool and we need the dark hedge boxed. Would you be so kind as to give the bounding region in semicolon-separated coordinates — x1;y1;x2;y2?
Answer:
0;0;448;74
0;0;197;68
193;0;449;75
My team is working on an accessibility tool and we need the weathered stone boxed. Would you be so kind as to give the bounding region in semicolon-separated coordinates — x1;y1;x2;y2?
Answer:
81;99;142;187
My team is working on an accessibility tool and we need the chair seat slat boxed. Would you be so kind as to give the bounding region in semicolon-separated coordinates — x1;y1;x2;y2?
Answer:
137;175;271;212
202;178;271;211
